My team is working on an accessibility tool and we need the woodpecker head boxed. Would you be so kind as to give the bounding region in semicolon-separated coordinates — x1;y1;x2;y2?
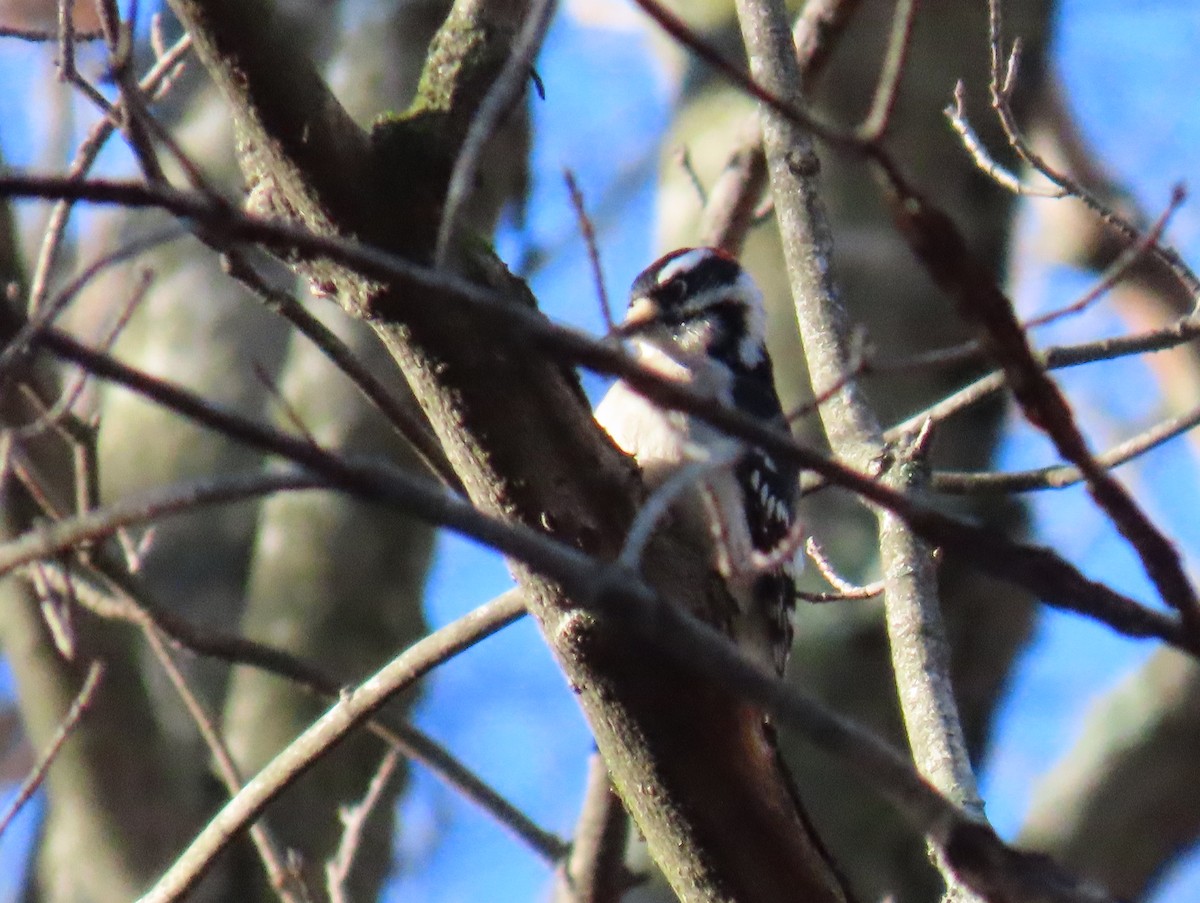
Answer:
616;247;768;370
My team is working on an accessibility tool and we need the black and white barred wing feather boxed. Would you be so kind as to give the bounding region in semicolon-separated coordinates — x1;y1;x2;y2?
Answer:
594;247;802;674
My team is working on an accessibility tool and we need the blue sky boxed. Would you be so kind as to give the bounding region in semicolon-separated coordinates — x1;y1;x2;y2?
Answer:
2;2;1199;902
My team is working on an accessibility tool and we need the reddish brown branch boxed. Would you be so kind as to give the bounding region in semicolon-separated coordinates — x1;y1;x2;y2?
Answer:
888;183;1200;649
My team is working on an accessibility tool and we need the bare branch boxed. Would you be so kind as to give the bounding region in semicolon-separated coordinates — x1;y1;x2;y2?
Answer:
802;537;885;601
618;449;738;571
0;471;328;575
0;24;103;41
143;627;306;903
1024;185;1186;330
791;0;862;82
139;539;1124;903
889;183;1200;647
674;146;709;208
1;177;1192;646
934;398;1200;495
855;0;919;144
1;227;185;382
553;754;631;903
435;0;557;264
983;0;1200;300
886;315;1200;439
564;170;613;330
26;30;192;315
0;660;104;840
136;591;558;903
326;748;402;903
2;267;1183;650
30;561;560;862
733;5;988;900
944;81;1066;197
220;251;464;492
702;0;863;253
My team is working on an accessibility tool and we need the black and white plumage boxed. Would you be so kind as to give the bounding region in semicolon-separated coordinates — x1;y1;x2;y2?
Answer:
594;247;801;675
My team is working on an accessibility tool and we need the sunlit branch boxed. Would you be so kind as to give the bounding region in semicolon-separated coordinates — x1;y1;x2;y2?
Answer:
734;5;985;897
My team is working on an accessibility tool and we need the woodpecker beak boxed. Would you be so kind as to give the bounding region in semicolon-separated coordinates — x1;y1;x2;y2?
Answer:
614;295;660;337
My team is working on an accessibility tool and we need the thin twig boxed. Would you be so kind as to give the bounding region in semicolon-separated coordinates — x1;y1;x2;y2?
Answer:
435;0;557;265
674;146;708;208
0;24;103;41
631;0;843;149
1023;185;1186;329
10;303;1185;652
564;170;613;330
933;397;1200;495
326;748;402;903
217;248;462;492
56;0;77;83
12;266;155;441
29;561;559;861
784;328;870;423
2;227;185;381
803;536;885;600
26;31;191;314
144;627;306;903
0;471;328;576
94;0;168;186
136;590;555;903
855;0;919;144
700;135;767;254
0;661;104;840
553;754;631;903
885;315;1200;439
944;81;1064;198
617;448;739;571
138;534;1122;903
984;0;1200;299
31;558;78;659
890;182;1200;645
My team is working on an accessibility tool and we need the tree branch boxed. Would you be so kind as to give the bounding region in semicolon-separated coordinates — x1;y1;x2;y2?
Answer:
731;2;987;898
1;272;1184;652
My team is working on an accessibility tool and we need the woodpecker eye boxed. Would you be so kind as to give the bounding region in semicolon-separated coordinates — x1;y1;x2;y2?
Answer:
657;275;689;309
